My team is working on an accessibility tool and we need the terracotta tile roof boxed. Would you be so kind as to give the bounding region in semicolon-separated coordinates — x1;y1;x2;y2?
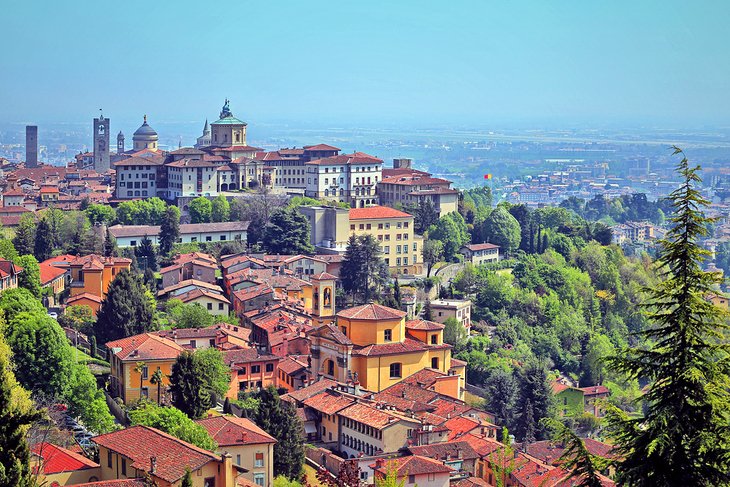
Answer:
349;206;412;220
337;303;406;320
550;381;580;395
405;318;444;331
223;348;280;367
177;287;231;305
38;262;67;285
233;283;275;303
67;480;146;487
340;402;413;430
158;279;223;297
279;356;309;375
282;378;339;404
380;175;453;186
39;185;59;193
31;442;98;474
458;433;502;457
454;477;491;487
66;292;103;304
310;323;353;345
429;399;474;421
463;243;500;252
523;438;617;466
303;390;355;415
372;455;453;476
443;416;481;440
113;156;165;167
305;152;383;166
352;338;436;357
579;385;610;396
92;425;220;483
166;158;218;168
196;415;276;446
310;271;338;280
68;254;132;269
304;144;341;151
409;440;480;461
175;252;217;265
106;333;183;361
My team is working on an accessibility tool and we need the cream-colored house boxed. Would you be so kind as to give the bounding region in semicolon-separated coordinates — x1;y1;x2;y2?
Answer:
196;416;277;487
430;299;472;334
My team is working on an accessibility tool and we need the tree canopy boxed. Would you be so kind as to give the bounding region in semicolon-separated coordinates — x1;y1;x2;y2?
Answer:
95;269;155;343
263;207;314;255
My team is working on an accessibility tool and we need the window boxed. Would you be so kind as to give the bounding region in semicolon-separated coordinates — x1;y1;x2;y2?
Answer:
236;454;241;465
121;458;127;475
341;326;347;335
384;329;392;342
350;225;355;231
107;451;112;468
389;362;402;378
255;452;264;467
204;477;216;487
408;475;416;484
130;240;137;247
254;473;265;486
207;303;213;310
142;366;148;379
431;357;439;369
428;473;436;481
238;367;247;375
189;340;197;349
265;363;274;372
251;365;261;374
206;236;212;242
431;334;437;344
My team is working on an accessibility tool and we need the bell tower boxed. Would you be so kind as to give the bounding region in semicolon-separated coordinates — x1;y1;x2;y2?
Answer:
117;131;125;154
93;110;110;172
311;272;337;325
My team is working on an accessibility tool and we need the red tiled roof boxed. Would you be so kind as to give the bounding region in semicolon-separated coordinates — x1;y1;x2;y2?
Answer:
279;356;309;375
409;440;480;461
92;425;220;483
282;378;339;403
303;390;355;416
158;279;223;297
340;402;413;430
305;152;382;166
442;416;481;440
66;292;103;304
458;433;502;457
223;348;280;367
405;318;444;331
177;287;231;305
372;455;453;476
349;206;412;220
304;144;341;151
31;442;98;474
579;385;610;396
310;271;338;281
463;243;500;252
352;338;440;357
196;416;276;446
40;185;60;193
454;477;491;487
67;480;146;487
337;303;406;320
106;333;183;361
39;262;67;285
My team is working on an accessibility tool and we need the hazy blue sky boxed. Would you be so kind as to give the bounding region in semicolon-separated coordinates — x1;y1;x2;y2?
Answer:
3;1;729;126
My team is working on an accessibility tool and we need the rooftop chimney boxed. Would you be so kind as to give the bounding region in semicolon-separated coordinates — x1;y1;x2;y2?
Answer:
150;456;157;473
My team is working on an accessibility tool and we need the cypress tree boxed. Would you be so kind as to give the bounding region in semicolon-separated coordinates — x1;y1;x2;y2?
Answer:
135;236;157;272
605;148;730;486
253;386;304;479
159;207;181;256
393;279;402;308
95;269;154;343
104;228;118;257
514;361;553;442
169;351;210;419
33;218;54;262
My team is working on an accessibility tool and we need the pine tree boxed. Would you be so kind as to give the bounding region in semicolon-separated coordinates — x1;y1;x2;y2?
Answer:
144;267;157;292
423;298;433;320
605;148;730;486
393;279;402;308
263;207;314;255
485;370;518;429
254;386;304;479
169;351;210;419
95;269;155;343
12;214;36;256
340;234;389;303
542;419;605;487
159;206;181;256
514;361;553;442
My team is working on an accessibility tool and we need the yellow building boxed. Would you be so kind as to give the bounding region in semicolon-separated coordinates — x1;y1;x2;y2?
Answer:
93;425;245;486
349;206;424;275
106;333;183;404
66;254;132;315
309;303;464;393
197;416;277;487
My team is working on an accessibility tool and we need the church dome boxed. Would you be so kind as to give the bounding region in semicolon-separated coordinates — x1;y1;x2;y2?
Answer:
133;115;158;139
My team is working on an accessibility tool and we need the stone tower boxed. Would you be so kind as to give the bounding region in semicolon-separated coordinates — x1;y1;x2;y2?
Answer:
93;112;111;172
117;131;125;154
25;125;38;168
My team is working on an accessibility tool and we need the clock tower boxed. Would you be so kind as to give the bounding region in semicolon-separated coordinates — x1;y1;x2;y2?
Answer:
93;111;110;172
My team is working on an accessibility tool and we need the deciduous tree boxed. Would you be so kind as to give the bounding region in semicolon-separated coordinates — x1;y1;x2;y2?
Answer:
211;194;231;222
189;197;213;224
263;207;314;255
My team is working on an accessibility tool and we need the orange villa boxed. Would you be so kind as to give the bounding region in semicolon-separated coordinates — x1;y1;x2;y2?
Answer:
65;254;132;315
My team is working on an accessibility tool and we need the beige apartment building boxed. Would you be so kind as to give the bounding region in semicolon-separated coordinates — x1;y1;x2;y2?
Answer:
430;299;472;335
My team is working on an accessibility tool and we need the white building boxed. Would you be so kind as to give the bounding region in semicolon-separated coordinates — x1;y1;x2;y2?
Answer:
304;152;383;208
108;221;249;248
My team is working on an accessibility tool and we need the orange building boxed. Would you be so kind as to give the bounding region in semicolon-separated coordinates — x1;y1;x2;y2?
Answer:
106;333;183;404
223;348;281;399
66;254;132;315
